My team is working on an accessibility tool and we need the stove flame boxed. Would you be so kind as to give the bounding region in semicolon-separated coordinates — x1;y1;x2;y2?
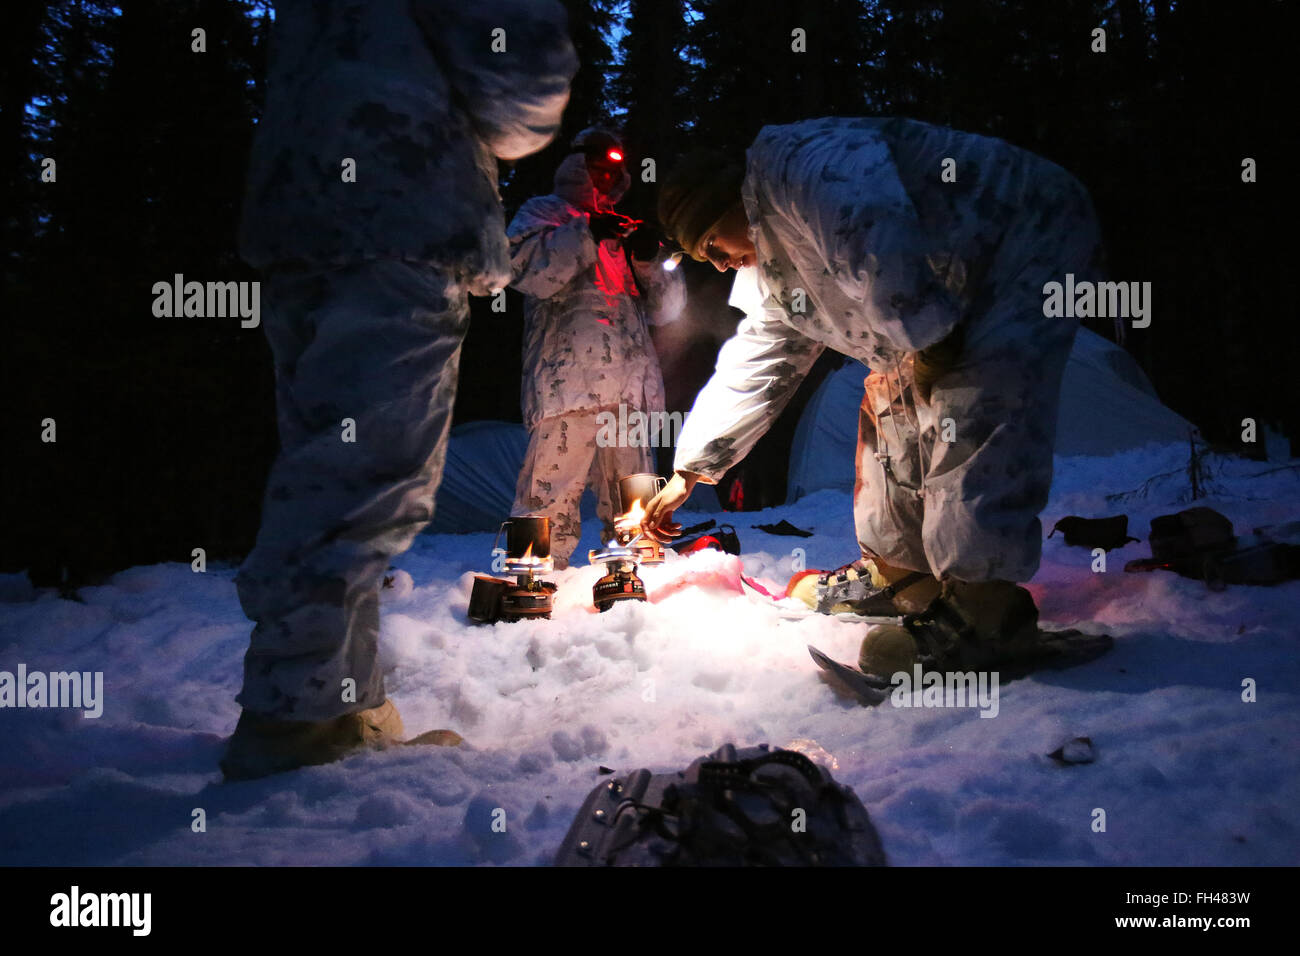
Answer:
614;498;646;541
508;541;547;569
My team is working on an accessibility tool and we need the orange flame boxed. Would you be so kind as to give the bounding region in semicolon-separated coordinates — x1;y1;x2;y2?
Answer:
612;499;647;544
615;498;645;531
522;542;533;561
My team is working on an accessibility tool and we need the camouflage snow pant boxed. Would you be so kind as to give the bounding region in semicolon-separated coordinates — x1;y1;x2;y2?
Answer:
513;409;653;566
853;172;1104;583
235;260;468;721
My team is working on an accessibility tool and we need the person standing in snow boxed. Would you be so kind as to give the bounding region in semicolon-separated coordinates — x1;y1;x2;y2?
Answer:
508;129;684;566
645;117;1105;678
223;0;577;780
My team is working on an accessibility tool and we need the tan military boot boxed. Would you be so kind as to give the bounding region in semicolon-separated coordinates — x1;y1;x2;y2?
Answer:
788;556;939;616
220;699;459;782
857;579;1041;679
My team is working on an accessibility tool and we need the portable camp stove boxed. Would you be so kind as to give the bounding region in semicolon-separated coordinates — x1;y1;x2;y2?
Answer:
588;540;647;612
588;473;669;612
469;516;557;623
498;553;558;621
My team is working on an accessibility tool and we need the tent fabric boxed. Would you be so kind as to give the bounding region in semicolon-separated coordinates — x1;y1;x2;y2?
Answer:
787;328;1194;501
429;420;530;533
429;420;721;533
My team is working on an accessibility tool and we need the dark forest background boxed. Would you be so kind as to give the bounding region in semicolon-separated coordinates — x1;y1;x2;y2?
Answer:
2;0;1290;586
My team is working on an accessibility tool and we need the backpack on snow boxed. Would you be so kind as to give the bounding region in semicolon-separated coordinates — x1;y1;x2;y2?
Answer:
1048;515;1140;551
554;743;886;867
1147;506;1236;567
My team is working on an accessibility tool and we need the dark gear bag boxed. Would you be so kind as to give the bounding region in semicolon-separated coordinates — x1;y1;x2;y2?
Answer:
1201;520;1300;590
555;743;886;866
672;522;740;555
752;519;815;538
1048;515;1140;551
1203;543;1300;591
1148;506;1236;568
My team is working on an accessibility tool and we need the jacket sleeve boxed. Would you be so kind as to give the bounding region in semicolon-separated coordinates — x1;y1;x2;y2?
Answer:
413;0;577;161
507;201;599;299
673;269;824;483
747;123;963;353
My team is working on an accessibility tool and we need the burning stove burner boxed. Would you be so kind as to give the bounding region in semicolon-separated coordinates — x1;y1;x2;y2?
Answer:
588;473;668;611
499;569;558;621
469;516;557;623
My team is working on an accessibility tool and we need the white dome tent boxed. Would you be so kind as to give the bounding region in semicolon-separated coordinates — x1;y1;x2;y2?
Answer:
786;327;1196;500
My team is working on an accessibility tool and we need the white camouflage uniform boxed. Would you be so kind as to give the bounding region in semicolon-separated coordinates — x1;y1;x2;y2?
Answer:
675;117;1104;583
508;151;684;563
234;0;576;720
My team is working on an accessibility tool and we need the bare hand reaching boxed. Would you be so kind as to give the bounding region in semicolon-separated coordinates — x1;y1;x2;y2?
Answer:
642;472;700;543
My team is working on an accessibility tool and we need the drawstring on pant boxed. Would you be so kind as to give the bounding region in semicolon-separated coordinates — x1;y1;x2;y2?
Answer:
875;355;928;501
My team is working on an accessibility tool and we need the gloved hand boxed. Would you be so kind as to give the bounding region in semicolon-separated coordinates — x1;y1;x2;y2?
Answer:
625;222;663;261
589;212;637;242
911;323;966;405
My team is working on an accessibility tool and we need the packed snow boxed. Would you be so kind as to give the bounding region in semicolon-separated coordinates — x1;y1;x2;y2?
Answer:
1;442;1297;866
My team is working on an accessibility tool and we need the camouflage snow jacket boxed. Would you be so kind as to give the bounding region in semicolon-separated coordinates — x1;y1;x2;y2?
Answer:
508;153;684;429
239;0;577;294
674;116;1098;481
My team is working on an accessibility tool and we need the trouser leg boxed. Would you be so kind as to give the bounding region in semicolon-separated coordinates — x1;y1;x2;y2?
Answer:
235;260;468;720
853;371;930;573
917;175;1101;583
513;412;599;566
855;171;1102;585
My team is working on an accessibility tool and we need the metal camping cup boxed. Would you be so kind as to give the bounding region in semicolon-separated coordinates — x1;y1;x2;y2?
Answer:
618;473;667;513
494;515;551;560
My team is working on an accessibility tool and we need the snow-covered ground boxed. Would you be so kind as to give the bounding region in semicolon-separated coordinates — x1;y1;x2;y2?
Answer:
1;443;1297;866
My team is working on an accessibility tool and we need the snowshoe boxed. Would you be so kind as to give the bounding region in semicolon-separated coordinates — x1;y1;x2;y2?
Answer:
809;629;1114;706
739;573;901;623
808;580;1113;706
787;558;939;617
554;743;887;866
809;626;1113;706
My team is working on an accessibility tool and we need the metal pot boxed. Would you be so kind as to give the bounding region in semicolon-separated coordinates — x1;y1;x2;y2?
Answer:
617;473;666;513
495;515;551;559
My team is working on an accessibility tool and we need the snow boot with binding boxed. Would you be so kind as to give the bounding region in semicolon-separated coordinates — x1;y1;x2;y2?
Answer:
857;579;1042;678
787;557;939;617
809;580;1114;704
